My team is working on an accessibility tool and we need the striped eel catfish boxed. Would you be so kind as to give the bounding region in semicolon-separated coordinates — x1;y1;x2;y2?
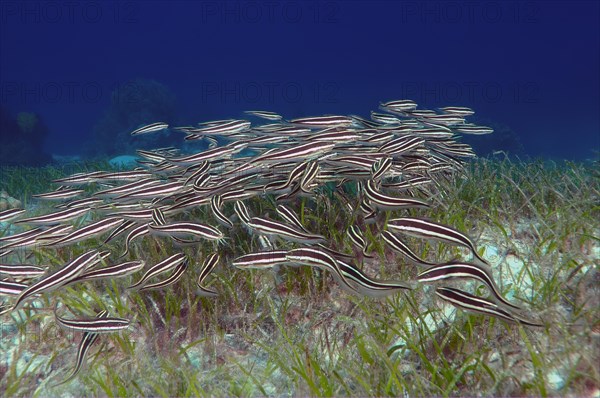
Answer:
0;280;28;296
148;222;224;241
9;250;100;311
232;251;289;270
51;310;111;387
127;253;187;291
435;287;543;327
285;247;357;293
0;98;548;384
196;253;220;296
0;264;46;278
54;304;130;333
139;258;189;292
0;208;26;222
337;259;415;297
418;261;521;309
13;207;90;226
247;216;327;244
387;217;489;265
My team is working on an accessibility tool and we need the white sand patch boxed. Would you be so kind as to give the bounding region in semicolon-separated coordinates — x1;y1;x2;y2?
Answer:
503;254;535;301
547;368;565;391
482;243;500;263
109;155;138;168
479;225;538;302
389;296;455;357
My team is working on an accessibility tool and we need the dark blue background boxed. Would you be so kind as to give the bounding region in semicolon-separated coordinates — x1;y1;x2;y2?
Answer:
1;1;598;160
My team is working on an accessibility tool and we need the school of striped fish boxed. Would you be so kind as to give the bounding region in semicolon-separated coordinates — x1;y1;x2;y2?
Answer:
0;99;541;385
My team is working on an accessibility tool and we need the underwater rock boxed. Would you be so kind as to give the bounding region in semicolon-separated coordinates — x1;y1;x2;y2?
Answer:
461;119;525;158
0;106;52;166
87;78;179;157
0;190;22;211
16;112;39;134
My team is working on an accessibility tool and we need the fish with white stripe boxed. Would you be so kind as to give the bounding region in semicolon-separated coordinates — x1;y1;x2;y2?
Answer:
196;253;220;296
0;280;29;296
52;310;109;386
247;217;326;244
435;286;542;327
68;260;145;284
337;259;415;297
127;253;187;291
418;261;520;309
43;217;124;248
14;207;89;226
0;264;46;278
148;222;224;241
363;180;430;210
381;230;436;267
286;247;356;292
54;304;130;333
10;250;100;311
251;142;335;164
0;208;26;222
244;110;283;121
130;122;169;136
232;250;288;270
289;115;354;127
140;258;188;291
387;217;488;265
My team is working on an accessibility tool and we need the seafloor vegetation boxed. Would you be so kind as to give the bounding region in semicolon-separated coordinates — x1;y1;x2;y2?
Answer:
0;157;598;397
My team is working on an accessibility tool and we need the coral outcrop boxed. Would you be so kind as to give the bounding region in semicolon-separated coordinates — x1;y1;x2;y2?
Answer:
0;106;52;166
87;78;179;157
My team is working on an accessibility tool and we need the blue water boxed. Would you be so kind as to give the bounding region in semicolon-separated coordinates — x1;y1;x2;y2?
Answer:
0;0;598;164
